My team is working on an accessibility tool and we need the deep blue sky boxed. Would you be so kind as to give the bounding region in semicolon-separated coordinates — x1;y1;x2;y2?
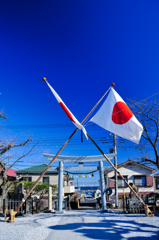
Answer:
0;0;159;184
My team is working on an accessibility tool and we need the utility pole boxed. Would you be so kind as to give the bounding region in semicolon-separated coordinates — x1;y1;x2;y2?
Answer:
113;134;118;207
77;171;79;192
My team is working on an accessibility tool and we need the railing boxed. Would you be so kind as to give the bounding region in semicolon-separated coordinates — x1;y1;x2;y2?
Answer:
3;197;68;215
3;199;33;215
34;198;67;212
127;199;145;213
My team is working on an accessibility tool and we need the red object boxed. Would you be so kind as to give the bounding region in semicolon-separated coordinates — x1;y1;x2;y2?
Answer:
0;168;17;177
139;191;154;195
109;177;115;188
7;169;17;177
146;176;153;186
59;102;75;123
118;192;129;196
118;191;154;196
112;101;133;124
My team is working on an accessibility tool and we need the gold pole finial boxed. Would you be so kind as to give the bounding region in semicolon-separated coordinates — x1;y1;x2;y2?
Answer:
111;82;115;87
42;77;47;82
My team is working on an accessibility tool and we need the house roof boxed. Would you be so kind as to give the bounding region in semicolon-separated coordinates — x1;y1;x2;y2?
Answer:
104;159;157;175
154;174;159;177
0;168;17;177
16;164;58;174
7;169;17;177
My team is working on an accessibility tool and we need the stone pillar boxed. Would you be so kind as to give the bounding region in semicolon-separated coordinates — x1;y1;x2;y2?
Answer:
48;186;52;211
99;161;107;211
57;161;64;214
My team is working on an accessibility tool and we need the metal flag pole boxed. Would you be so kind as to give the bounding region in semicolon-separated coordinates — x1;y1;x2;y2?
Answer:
12;79;113;216
87;132;153;216
113;134;118;208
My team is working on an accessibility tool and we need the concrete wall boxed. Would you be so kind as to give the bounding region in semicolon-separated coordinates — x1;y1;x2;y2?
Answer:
22;174;58;186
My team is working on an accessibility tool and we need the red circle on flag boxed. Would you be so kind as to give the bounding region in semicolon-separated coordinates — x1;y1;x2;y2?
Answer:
112;101;133;124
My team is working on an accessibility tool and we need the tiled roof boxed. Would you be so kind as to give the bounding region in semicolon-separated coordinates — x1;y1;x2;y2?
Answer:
154;174;159;177
7;169;17;177
16;164;58;174
104;159;157;175
0;168;17;177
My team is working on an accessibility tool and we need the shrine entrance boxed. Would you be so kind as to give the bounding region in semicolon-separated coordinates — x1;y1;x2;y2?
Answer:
43;153;116;213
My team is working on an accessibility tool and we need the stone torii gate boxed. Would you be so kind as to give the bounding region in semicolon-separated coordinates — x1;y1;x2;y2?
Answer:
43;153;116;213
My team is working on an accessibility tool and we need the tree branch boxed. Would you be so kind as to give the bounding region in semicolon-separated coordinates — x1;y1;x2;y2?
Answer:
0;138;32;157
0;111;7;120
9;141;39;169
141;157;156;166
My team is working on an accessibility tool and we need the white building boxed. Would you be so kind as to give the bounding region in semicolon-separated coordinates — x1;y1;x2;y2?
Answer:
104;159;156;197
16;164;75;195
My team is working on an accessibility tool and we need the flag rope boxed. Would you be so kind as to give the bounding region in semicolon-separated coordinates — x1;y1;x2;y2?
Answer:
82;86;112;127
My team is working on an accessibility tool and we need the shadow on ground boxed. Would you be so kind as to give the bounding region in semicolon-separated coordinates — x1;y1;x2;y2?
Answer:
47;211;159;240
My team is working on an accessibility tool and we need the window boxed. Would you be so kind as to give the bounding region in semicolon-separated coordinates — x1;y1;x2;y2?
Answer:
134;176;146;186
156;178;159;189
118;176;128;187
23;177;32;182
43;177;49;183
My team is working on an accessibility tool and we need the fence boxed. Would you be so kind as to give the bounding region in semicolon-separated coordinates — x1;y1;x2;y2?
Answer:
3;199;33;215
127;199;145;213
34;198;67;213
3;197;68;215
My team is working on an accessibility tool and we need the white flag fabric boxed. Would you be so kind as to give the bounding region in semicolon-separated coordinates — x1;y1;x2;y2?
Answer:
90;88;143;144
45;80;88;139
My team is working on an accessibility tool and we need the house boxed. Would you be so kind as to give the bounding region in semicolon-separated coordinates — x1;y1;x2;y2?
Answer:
104;159;157;197
0;168;17;181
16;164;75;195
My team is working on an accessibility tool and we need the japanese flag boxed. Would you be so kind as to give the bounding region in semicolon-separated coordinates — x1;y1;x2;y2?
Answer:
90;88;143;144
45;80;88;139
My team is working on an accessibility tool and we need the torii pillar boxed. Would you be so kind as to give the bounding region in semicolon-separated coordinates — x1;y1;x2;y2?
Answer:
99;161;107;211
43;153;116;213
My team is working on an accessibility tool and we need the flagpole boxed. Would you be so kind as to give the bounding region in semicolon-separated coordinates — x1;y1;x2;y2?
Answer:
14;79;113;214
113;134;118;208
86;132;153;215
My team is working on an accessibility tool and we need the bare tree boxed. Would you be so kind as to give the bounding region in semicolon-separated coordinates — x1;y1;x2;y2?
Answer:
128;95;159;169
0;112;39;208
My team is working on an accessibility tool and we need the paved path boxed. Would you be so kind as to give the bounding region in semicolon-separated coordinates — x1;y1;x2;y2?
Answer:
46;210;120;240
0;210;159;239
46;210;159;240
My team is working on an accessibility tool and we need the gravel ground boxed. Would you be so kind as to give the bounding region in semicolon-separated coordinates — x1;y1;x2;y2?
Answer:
0;210;159;240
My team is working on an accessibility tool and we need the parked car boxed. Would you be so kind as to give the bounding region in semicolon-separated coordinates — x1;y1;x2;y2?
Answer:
85;195;95;201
